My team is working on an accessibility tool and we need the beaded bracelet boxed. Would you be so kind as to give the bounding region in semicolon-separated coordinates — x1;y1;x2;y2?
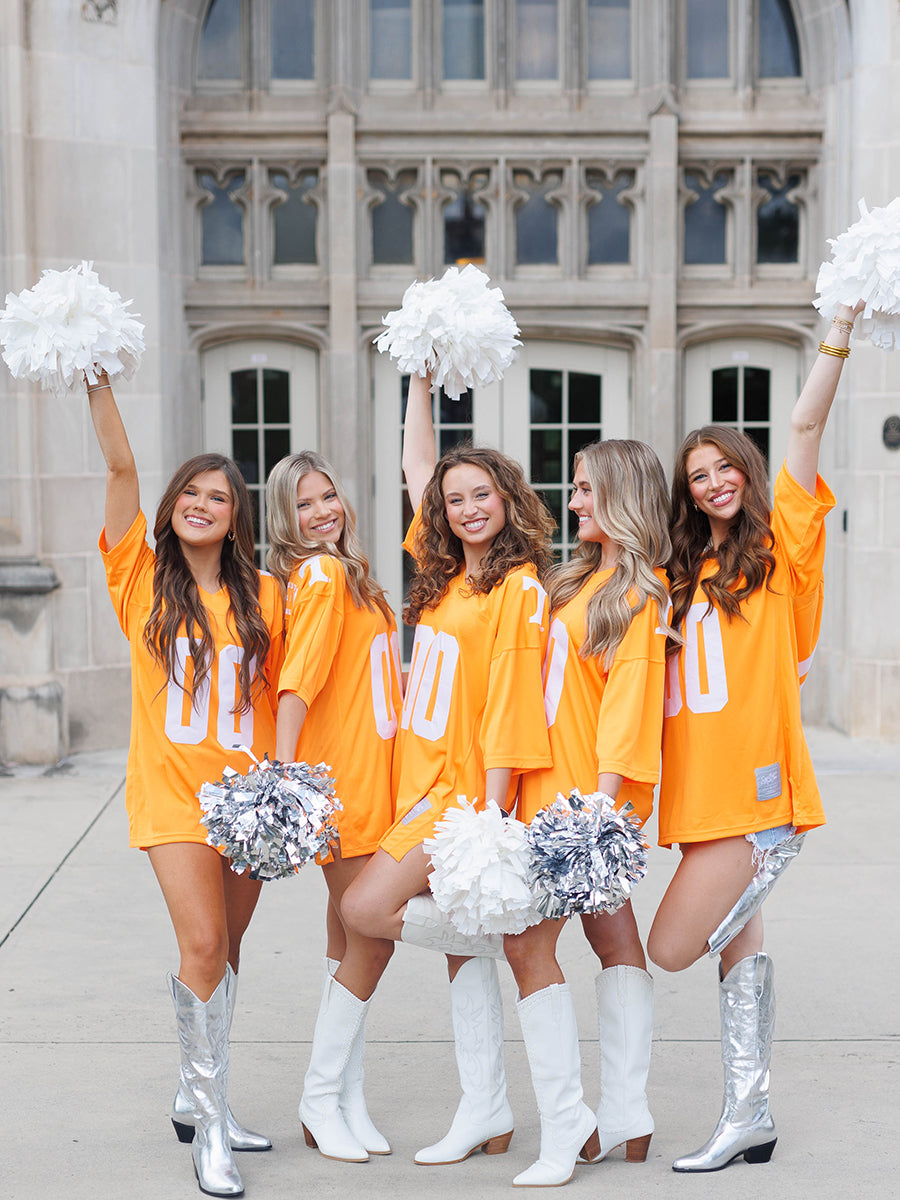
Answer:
831;315;855;335
818;342;850;358
86;382;109;392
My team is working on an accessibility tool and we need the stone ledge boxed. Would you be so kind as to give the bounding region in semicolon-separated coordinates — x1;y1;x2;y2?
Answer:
0;560;61;596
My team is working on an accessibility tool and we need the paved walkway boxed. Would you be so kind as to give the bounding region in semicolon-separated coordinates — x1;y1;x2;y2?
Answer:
1;726;898;1199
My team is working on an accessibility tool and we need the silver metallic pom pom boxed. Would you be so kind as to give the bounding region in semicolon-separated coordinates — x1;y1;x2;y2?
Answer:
425;798;540;935
198;757;342;881
526;789;649;920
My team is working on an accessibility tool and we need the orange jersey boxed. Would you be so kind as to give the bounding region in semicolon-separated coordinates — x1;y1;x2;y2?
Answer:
381;564;553;861
519;567;669;826
279;554;402;857
659;466;834;846
101;512;283;849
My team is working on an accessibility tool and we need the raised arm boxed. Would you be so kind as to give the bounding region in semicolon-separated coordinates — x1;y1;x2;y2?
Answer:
401;370;437;512
85;372;140;548
786;301;863;494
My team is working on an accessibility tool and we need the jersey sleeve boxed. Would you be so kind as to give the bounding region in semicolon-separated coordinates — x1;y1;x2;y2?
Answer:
402;506;423;561
595;597;667;785
480;570;552;772
772;464;835;597
278;555;345;709
99;511;154;640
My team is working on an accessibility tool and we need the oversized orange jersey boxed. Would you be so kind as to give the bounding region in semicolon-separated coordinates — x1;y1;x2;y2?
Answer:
381;564;553;861
279;554;402;857
520;567;669;826
101;512;283;849
659;466;834;846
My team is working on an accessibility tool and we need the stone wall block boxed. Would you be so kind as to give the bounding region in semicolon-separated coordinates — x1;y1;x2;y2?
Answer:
0;682;66;764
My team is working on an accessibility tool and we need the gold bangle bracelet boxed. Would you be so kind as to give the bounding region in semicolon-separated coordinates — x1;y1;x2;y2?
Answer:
818;341;850;359
86;383;109;393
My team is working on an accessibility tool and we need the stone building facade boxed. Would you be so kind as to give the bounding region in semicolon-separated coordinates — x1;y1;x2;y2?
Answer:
1;0;898;761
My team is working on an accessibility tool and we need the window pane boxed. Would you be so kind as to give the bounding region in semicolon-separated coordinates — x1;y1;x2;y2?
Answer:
198;0;242;81
570;427;601;460
263;369;290;423
442;169;488;263
264;428;290;475
539;487;564;531
686;0;729;79
587;0;631;80
514;170;561;265
756;172;800;263
369;169;416;264
516;0;558;81
371;0;412;79
270;170;318;264
439;388;473;425
568;373;601;424
271;0;314;80
759;0;800;78
231;368;258;424
531;429;562;483
743;367;770;422
746;427;769;462
711;367;738;422
232;428;259;484
443;0;485;81
586;170;632;264
199;171;245;266
530;369;563;423
683;171;729;265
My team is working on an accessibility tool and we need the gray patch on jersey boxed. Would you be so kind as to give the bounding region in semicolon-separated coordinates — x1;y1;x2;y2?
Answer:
755;763;782;802
401;797;431;825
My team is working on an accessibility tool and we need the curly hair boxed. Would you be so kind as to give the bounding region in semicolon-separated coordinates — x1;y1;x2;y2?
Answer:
144;454;271;713
549;440;678;667
404;444;555;626
265;451;393;622
668;425;776;654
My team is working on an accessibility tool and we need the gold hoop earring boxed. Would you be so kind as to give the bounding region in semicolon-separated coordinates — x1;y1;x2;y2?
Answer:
227;529;235;541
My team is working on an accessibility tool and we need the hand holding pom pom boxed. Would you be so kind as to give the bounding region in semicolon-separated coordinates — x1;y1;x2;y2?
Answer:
425;798;541;935
0;260;145;396
526;789;649;920
814;198;900;350
375;264;521;400
199;757;342;880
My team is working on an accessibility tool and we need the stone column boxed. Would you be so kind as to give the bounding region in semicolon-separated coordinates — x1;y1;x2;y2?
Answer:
0;561;64;764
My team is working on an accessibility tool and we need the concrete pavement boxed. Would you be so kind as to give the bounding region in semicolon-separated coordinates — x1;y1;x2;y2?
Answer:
1;726;898;1199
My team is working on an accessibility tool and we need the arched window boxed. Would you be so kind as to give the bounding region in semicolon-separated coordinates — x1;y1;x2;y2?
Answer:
196;0;315;89
758;0;801;78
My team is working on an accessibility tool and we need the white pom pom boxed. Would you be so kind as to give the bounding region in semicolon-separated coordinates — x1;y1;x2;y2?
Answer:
425;798;540;935
0;261;146;396
374;265;521;400
814;197;900;351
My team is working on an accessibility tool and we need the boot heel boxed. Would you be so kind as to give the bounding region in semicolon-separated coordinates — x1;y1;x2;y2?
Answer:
302;1123;318;1149
483;1130;513;1155
171;1118;196;1144
580;1127;602;1163
743;1138;776;1164
625;1133;652;1163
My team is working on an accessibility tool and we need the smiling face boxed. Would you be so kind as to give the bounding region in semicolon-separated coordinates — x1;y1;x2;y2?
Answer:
170;469;235;549
441;462;506;568
686;442;747;545
568;461;604;543
296;471;345;544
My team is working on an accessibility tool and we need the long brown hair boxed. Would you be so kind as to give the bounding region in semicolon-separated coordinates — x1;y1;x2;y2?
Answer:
668;426;776;652
143;454;271;712
549;440;677;667
265;451;393;621
404;444;555;625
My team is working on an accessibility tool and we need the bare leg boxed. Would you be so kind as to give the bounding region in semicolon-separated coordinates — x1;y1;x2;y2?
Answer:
504;918;565;998
325;897;347;961
580;901;646;970
148;842;231;1000
221;860;262;975
647;836;758;973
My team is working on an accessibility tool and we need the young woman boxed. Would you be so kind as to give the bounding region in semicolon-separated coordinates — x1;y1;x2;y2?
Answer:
647;301;863;1172
87;372;283;1198
339;370;556;1174
504;440;674;1186
266;451;402;1163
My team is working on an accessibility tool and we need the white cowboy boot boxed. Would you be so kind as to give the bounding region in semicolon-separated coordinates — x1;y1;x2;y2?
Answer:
323;957;390;1155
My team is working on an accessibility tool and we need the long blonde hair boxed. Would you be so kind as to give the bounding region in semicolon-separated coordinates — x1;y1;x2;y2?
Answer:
265;451;392;621
549;440;677;666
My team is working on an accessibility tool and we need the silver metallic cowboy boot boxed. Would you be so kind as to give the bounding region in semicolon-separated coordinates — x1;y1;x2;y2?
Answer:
415;957;514;1164
673;953;777;1172
169;972;244;1197
172;963;271;1151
